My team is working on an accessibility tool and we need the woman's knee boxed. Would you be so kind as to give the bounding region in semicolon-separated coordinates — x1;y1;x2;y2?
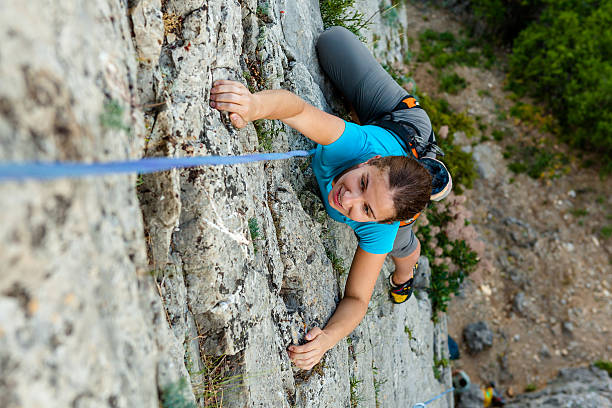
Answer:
316;26;349;48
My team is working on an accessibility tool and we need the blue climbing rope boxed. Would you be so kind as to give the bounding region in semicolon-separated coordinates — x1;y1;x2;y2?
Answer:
412;387;454;408
0;149;315;182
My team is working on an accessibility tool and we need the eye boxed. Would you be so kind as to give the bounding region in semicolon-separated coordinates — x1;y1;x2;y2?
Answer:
363;204;369;216
360;176;365;190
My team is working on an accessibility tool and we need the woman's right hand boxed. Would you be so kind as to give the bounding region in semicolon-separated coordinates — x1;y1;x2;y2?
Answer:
209;80;258;128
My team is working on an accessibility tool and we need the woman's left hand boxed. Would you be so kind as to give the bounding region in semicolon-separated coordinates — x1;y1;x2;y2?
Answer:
209;80;258;128
287;327;332;370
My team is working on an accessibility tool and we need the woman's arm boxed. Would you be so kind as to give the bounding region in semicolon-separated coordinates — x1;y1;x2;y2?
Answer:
287;248;387;370
209;80;345;145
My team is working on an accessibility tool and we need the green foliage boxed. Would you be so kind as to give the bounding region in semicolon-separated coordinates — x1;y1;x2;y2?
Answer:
253;120;278;151
418;94;478;194
468;0;544;42
594;360;612;377
100;100;131;133
417;204;479;319
508;0;612;163
320;0;369;39
404;325;413;339
349;375;364;407
160;378;196;408
509;101;559;134
491;129;504;141
601;226;612;239
524;383;537;392
380;1;400;28
372;362;387;408
326;248;347;276
418;29;488;69
136;174;145;187
432;356;449;380
248;217;260;254
570;208;588;217
505;144;569;179
439;72;467;94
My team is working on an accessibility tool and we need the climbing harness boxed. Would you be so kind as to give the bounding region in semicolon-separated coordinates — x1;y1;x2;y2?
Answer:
0;149;314;182
412;387;455;408
372;94;453;227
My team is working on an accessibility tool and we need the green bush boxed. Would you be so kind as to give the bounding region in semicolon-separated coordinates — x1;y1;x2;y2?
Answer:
418;94;478;194
594;360;612;377
504;144;569;179
319;0;369;39
508;0;612;164
468;0;544;42
417;204;479;319
439;72;468;94
418;29;491;69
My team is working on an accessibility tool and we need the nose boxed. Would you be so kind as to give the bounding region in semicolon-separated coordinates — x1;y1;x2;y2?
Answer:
342;189;363;212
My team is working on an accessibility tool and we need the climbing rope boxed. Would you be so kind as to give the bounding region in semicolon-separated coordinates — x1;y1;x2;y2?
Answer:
412;387;454;408
0;149;315;182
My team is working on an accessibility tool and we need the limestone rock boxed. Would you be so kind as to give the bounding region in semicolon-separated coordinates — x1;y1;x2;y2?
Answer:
505;365;612;408
1;0;453;407
463;321;494;354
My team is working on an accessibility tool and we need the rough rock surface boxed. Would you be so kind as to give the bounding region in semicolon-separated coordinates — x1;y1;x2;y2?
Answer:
463;321;493;354
0;1;452;407
505;365;612;407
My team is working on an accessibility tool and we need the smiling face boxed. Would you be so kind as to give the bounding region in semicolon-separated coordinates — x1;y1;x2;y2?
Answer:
327;159;396;223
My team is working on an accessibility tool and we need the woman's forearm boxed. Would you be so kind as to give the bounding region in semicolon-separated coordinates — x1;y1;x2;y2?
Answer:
252;89;306;121
320;295;368;349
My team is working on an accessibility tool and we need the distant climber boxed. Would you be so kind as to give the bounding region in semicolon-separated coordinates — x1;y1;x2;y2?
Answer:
210;26;451;370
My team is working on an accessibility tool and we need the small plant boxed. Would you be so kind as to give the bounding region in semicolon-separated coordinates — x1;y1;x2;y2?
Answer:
439;72;467;94
418;29;484;69
326;248;346;276
570;208;588;217
404;325;413;340
509;101;559;133
349;375;364;407
601;226;612;240
253;120;278;151
372;362;387;408
100;100;131;133
418;94;478;194
380;1;400;28
160;378;196;408
433;356;449;380
491;129;504;141
505;144;569;179
248;217;260;253
478;89;492;98
594;360;612;377
190;354;244;407
524;383;537;392
320;0;369;40
416;202;479;319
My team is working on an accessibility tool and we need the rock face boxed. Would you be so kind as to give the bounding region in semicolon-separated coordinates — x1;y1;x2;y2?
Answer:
505;365;612;407
0;0;452;407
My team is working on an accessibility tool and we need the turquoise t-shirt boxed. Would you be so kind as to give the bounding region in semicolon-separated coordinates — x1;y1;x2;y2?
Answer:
311;121;408;254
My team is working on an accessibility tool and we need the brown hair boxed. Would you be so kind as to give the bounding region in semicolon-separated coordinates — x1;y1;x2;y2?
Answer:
369;156;432;222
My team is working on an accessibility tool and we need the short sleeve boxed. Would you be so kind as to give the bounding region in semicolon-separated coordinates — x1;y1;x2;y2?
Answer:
320;122;369;168
352;221;399;254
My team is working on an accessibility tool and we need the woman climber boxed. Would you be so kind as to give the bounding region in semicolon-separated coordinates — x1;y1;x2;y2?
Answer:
209;26;451;370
